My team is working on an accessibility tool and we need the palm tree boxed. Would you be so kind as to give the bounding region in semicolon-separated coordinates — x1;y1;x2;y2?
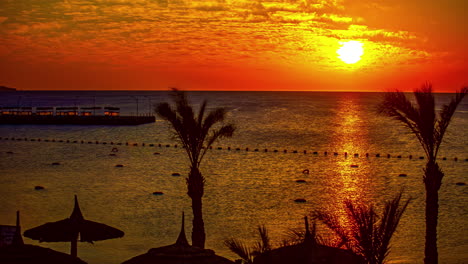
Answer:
156;89;235;249
379;84;467;264
314;192;411;264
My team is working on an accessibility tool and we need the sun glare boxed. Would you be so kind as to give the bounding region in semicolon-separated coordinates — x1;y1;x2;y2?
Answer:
337;41;364;64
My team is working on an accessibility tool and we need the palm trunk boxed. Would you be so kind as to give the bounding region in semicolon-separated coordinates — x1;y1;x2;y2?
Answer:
187;166;206;248
71;232;78;258
423;162;443;264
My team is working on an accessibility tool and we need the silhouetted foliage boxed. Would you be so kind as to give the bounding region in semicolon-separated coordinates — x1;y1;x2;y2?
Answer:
156;89;235;248
224;225;272;264
379;84;467;264
313;192;411;264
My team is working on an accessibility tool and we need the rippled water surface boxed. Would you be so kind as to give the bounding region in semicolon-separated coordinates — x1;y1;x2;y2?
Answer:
0;91;467;264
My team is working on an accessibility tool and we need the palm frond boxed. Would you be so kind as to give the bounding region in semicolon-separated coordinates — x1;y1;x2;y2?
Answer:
224;238;253;264
434;87;467;156
252;225;272;256
314;192;411;264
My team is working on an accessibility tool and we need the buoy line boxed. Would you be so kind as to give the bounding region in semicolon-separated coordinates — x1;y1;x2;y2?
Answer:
0;137;465;162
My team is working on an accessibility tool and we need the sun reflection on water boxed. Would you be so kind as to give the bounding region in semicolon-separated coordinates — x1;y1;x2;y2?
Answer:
327;93;373;228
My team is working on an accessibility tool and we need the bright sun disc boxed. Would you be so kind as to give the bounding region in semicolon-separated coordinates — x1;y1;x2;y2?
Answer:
337;41;364;64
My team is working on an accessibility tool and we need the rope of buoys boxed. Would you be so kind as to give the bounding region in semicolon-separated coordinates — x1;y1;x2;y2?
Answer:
1;137;465;161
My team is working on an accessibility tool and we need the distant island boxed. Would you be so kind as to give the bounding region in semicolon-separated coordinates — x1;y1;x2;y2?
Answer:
0;86;17;91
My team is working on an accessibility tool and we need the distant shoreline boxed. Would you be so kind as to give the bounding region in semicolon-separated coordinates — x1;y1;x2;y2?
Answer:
0;86;16;91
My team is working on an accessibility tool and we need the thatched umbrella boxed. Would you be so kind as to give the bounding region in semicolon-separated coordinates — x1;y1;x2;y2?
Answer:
23;195;124;258
121;212;234;264
253;217;364;264
0;211;87;264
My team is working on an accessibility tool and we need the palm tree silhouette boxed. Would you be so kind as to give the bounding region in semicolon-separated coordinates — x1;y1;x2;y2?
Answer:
379;83;467;264
314;192;411;264
156;89;235;248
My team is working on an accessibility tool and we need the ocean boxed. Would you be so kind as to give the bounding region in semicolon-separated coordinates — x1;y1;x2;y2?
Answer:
0;91;467;264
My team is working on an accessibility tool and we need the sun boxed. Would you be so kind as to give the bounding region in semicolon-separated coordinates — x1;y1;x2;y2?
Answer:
337;41;364;64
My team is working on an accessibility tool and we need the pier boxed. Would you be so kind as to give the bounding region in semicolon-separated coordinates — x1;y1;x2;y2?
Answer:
0;106;155;125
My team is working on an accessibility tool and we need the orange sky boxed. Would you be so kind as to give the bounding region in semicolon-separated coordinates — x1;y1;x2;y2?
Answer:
0;0;466;92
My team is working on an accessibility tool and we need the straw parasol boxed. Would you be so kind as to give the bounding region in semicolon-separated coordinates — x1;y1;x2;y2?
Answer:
23;195;124;258
253;217;364;264
0;211;87;264
121;212;234;264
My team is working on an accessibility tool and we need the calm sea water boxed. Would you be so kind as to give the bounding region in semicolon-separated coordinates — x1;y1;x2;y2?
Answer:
0;91;467;264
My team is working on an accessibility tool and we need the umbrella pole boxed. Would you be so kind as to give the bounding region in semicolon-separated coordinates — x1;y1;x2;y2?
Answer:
71;233;78;258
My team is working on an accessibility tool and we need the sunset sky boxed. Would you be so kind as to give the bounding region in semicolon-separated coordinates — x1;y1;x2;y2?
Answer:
0;0;466;92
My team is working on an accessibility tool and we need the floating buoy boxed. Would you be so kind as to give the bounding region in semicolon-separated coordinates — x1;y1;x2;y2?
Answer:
419;156;424;160
45;139;50;142
294;199;306;203
152;191;164;195
397;155;402;158
296;180;306;183
409;155;412;159
58;140;63;143
88;141;92;144
334;152;338;156
254;149;259;152
273;150;278;152
153;152;160;155
454;157;458;161
387;154;391;158
116;142;122;145
455;182;466;186
344;152;348;156
217;147;222;150
31;139;36;141
303;150;306;154
149;144;154;147
6;151;14;154
324;151;328;155
284;150;287;153
171;173;181;176
313;151;318;155
174;144;177;148
133;143;138;146
264;149;268;152
166;144;170;147
34;186;45;190
95;141;99;144
399;174;407;177
302;169;309;174
209;146;212;149
51;162;61;166
126;142;129;145
73;140;77;143
109;153;116;156
141;143;145;146
115;164;124;167
52;139;56;142
365;153;369;158
293;150;298;153
158;144;162;147
102;142;107;145
354;153;359;157
350;165;358;168
245;148;249;151
376;154;380;157
228;147;231;150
